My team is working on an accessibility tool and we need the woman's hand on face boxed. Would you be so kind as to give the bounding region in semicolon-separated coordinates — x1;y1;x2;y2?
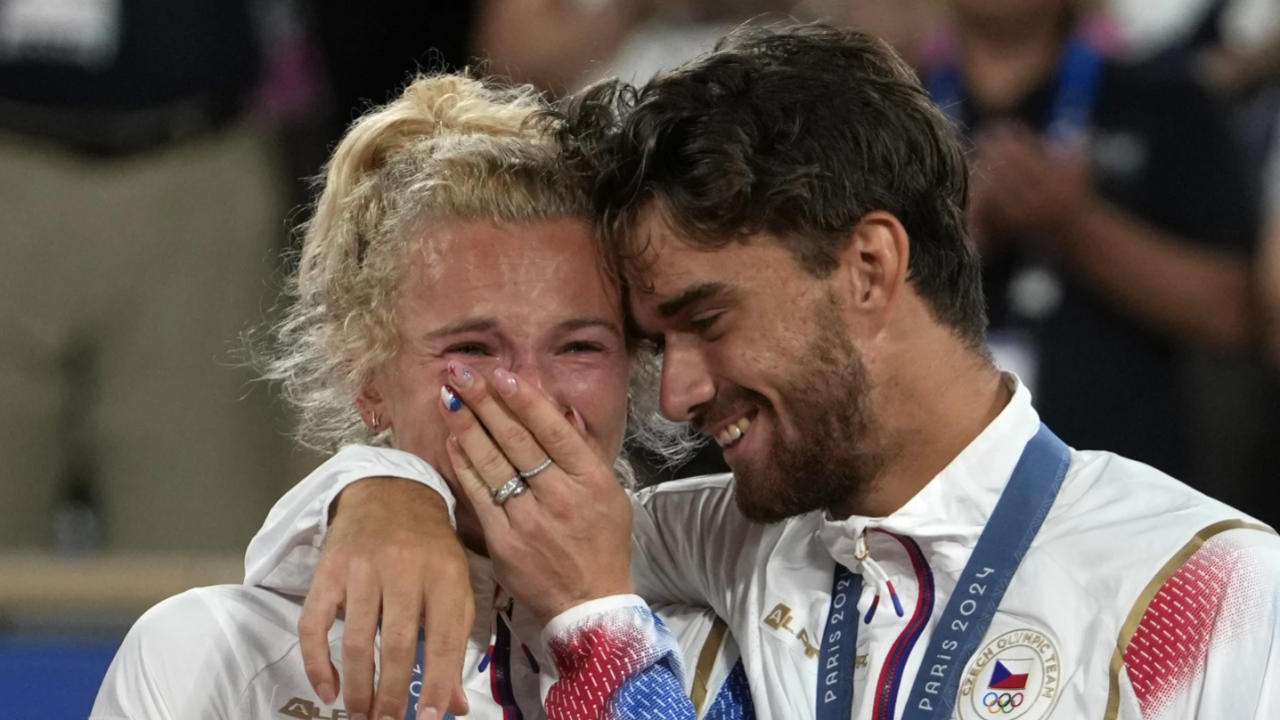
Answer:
297;477;472;720
439;361;634;626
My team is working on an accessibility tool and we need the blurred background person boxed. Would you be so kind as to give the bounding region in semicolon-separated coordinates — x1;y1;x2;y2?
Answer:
1265;185;1280;371
0;0;484;556
280;1;479;213
1110;0;1280;209
1102;0;1280;524
1265;242;1280;375
917;0;1261;500
1107;0;1276;55
829;0;945;69
0;0;291;555
0;2;479;715
829;4;1279;525
473;0;805;94
1259;113;1280;395
1106;0;1280;91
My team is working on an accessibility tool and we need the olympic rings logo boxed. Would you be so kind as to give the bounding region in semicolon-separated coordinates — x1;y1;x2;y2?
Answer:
982;692;1024;714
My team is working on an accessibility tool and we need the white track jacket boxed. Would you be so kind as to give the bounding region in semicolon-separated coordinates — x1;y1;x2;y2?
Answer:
237;377;1280;720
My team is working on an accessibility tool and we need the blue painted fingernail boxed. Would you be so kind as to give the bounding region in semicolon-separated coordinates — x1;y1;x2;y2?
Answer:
441;385;464;412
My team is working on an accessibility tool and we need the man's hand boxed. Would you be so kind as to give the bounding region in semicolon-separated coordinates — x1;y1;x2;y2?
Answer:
298;478;473;720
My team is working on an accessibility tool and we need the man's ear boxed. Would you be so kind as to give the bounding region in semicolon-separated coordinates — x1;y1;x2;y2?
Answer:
835;210;910;326
355;376;389;432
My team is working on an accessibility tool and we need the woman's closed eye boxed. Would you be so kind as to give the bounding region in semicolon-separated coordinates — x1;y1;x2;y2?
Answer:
444;342;494;357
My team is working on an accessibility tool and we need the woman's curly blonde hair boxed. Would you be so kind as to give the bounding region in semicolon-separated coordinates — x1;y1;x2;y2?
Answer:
259;73;697;482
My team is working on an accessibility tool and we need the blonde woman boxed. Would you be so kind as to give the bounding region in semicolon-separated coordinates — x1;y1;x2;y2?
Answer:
91;73;738;720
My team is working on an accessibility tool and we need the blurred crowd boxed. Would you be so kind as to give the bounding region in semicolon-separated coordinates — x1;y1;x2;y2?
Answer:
2;0;1278;557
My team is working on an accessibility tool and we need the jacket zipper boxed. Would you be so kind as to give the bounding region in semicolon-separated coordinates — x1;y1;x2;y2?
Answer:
870;530;935;720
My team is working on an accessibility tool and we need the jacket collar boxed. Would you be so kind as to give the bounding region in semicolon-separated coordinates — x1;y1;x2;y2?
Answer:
817;374;1040;567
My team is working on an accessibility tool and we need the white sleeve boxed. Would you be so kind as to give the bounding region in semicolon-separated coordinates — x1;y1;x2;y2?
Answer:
90;591;241;720
1121;529;1280;720
628;474;743;614
243;444;457;594
653;602;741;710
1187;536;1280;719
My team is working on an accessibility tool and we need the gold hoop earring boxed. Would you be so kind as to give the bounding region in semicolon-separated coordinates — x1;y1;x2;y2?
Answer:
369;412;380;431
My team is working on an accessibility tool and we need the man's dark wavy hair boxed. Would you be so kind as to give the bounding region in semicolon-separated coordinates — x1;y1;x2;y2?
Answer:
558;23;987;346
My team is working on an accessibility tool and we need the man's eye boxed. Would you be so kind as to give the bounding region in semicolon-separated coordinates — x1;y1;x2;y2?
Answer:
562;341;604;354
445;343;491;356
689;312;724;334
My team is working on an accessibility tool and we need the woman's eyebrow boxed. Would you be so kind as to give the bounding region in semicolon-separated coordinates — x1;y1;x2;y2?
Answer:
557;317;624;340
424;318;498;339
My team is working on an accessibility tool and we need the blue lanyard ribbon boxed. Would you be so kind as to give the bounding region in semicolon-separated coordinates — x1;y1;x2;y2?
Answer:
903;424;1070;719
928;36;1103;146
816;423;1071;720
817;566;863;718
405;627;426;720
405;627;457;720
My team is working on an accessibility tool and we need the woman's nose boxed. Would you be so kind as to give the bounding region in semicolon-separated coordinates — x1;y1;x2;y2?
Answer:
508;352;547;391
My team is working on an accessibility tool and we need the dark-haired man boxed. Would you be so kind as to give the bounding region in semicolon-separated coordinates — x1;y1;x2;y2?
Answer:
246;24;1280;720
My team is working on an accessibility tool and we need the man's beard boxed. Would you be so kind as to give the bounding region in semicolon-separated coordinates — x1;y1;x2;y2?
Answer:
732;300;882;523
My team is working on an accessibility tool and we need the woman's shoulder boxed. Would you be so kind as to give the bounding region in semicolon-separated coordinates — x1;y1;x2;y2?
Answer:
94;585;311;719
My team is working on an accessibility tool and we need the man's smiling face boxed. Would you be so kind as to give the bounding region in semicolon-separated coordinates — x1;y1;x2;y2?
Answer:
627;206;884;522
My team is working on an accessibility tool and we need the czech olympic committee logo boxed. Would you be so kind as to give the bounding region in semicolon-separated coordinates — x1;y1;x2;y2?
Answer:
957;629;1063;720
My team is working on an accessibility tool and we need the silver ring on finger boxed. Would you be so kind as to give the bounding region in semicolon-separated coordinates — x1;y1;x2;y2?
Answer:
518;457;554;480
492;475;527;506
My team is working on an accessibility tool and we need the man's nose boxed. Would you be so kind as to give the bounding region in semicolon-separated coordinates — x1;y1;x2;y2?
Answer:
659;339;715;423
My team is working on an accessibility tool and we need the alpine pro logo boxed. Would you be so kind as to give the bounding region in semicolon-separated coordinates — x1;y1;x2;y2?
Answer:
957;629;1062;720
278;697;352;720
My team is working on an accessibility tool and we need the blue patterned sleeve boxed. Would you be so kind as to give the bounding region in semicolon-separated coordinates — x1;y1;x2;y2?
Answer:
703;660;755;720
542;597;753;720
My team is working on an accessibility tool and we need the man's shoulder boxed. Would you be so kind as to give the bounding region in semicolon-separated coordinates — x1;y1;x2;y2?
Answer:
1053;449;1268;530
634;472;735;499
631;472;741;534
1024;449;1280;701
1041;448;1278;571
631;471;819;559
1116;509;1280;716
